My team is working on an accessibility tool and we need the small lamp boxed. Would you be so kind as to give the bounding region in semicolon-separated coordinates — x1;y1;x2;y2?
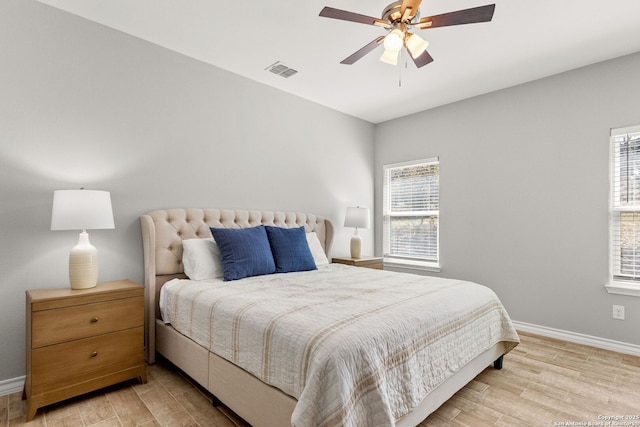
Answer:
51;189;115;289
344;206;370;259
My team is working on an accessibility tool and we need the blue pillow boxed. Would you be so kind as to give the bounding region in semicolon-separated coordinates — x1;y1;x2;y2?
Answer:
265;226;317;273
210;225;276;281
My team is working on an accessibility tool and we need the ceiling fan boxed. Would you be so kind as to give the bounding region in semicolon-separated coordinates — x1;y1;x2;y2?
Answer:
319;0;495;68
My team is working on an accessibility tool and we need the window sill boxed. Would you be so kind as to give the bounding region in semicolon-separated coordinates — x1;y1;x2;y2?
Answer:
383;258;441;273
605;281;640;297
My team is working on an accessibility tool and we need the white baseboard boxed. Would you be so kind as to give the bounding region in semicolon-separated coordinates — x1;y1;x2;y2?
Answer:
0;375;24;397
513;320;640;357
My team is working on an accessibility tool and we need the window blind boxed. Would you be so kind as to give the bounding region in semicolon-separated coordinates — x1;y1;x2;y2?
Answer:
611;126;640;281
383;158;439;262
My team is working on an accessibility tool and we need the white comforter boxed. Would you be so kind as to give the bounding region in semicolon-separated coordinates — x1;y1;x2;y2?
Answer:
162;264;519;427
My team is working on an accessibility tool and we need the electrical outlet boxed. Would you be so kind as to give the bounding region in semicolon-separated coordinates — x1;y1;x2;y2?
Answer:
613;305;625;320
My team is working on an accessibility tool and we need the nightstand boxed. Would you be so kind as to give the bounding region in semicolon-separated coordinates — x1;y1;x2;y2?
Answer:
332;256;384;270
24;280;146;420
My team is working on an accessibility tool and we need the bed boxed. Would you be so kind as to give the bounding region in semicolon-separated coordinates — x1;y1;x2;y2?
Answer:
141;208;519;427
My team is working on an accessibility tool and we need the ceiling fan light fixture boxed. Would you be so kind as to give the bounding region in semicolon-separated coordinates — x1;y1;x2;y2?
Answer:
380;48;399;65
383;28;404;52
405;33;429;58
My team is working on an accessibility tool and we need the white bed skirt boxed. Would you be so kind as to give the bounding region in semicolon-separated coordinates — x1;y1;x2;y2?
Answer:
156;319;506;427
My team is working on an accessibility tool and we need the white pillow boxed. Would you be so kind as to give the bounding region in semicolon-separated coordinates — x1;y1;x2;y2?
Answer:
306;232;329;266
182;238;224;280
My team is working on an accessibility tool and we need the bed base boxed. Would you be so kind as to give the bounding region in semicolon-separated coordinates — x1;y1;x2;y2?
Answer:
156;319;506;427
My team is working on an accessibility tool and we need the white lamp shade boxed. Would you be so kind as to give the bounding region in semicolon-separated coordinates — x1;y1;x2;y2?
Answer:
383;29;404;52
380;48;400;65
405;33;429;59
51;190;115;231
344;207;370;229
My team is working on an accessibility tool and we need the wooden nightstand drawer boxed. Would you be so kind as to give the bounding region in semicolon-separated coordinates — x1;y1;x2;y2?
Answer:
31;327;143;389
32;296;143;348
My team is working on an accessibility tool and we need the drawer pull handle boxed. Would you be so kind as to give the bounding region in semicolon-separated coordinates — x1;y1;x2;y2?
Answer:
91;317;99;323
90;351;98;358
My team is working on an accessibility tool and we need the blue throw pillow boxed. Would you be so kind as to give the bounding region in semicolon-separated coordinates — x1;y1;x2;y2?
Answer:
210;225;276;281
265;226;317;273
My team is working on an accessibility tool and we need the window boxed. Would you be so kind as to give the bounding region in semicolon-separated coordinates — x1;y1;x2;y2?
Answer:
608;125;640;296
383;157;439;270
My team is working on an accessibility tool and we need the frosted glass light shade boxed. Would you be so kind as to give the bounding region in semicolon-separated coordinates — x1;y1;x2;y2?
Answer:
406;33;429;58
383;29;404;52
380;29;404;65
380;48;400;65
51;189;114;289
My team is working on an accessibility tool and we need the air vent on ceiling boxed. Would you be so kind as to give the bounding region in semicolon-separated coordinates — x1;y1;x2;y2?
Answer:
265;61;298;78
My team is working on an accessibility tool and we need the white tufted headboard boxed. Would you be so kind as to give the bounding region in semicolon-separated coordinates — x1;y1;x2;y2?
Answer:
140;208;334;361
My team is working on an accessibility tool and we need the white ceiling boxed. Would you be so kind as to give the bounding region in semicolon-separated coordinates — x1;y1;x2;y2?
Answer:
37;0;640;123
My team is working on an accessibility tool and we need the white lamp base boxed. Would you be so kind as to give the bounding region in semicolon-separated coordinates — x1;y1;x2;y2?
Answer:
350;233;362;259
69;231;98;289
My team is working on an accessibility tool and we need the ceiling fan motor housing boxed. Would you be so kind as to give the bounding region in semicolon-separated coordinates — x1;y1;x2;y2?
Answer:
382;0;420;25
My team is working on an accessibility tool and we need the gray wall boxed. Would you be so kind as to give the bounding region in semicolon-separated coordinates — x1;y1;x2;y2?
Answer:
0;0;374;381
375;52;640;346
2;0;638;387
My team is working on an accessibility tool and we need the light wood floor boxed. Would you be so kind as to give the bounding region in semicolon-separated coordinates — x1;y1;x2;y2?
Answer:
2;332;639;426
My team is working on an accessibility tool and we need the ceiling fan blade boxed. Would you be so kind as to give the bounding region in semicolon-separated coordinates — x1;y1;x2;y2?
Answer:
414;4;495;29
340;36;385;65
400;0;423;20
319;6;386;26
410;49;434;68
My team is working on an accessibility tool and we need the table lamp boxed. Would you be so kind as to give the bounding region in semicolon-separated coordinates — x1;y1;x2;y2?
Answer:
344;206;370;259
51;189;115;289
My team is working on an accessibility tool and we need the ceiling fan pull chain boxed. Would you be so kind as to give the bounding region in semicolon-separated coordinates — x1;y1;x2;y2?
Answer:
398;50;403;87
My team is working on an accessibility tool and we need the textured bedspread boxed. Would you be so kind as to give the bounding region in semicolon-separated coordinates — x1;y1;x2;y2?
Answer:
162;264;519;427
